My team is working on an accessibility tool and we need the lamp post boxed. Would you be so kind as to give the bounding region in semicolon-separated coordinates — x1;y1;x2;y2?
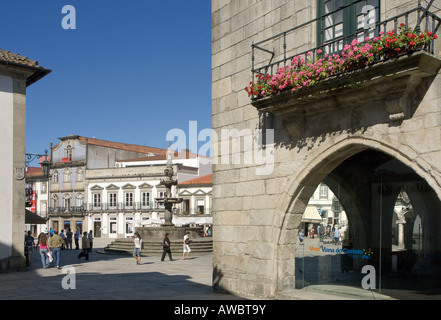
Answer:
40;158;51;176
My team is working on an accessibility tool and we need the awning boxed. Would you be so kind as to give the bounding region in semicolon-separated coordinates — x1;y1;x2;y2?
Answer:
25;209;47;224
301;206;323;223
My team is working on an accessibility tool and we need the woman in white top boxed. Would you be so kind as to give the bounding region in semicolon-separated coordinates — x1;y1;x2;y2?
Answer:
132;232;143;265
182;231;191;260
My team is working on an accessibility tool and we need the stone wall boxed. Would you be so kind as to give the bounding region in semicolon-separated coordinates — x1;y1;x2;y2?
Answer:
212;0;441;298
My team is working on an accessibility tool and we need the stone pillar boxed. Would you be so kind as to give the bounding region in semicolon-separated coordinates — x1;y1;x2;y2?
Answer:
0;74;27;271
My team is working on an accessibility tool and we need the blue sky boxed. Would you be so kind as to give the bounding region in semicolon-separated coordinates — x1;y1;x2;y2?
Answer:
0;0;212;163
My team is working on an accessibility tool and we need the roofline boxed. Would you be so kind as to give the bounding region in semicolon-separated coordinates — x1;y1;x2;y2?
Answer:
0;59;51;87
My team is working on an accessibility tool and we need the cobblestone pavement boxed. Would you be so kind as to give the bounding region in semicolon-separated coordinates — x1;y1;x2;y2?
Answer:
0;238;242;300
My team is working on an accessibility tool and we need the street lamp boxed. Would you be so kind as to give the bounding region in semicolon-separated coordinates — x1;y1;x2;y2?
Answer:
40;159;51;176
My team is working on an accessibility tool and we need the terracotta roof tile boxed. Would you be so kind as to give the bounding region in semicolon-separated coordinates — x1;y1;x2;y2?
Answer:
26;167;43;177
77;136;168;155
179;174;212;186
0;49;51;86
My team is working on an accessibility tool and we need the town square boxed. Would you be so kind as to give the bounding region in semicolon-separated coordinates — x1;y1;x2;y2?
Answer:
1;0;441;310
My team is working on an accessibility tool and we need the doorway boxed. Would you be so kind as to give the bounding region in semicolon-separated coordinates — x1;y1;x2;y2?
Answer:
94;220;102;238
292;148;441;299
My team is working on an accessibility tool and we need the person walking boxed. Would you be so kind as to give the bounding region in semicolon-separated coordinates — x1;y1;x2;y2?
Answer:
334;228;341;245
161;233;173;261
298;229;304;246
59;230;66;250
49;230;66;269
65;228;73;250
77;231;90;261
88;230;94;252
182;231;191;260
74;229;80;250
36;232;51;269
132;232;143;265
24;231;35;266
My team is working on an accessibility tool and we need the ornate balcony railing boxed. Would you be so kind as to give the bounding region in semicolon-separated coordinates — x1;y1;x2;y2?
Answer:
250;0;441;101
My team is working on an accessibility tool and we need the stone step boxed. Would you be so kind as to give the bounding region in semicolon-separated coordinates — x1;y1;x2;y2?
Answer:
101;237;213;256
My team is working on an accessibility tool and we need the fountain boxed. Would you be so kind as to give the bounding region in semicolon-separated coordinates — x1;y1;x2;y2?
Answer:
135;145;203;242
103;146;213;256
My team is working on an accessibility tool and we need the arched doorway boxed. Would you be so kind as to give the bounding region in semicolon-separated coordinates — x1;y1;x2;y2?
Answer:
278;143;441;299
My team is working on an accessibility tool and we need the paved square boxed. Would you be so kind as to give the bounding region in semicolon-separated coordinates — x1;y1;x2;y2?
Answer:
0;238;241;300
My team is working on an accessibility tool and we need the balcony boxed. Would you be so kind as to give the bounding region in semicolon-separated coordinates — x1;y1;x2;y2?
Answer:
249;1;441;138
86;202;166;212
48;206;86;216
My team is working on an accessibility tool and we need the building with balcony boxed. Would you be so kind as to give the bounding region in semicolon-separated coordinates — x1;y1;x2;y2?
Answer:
212;0;441;299
84;151;211;238
47;135;171;235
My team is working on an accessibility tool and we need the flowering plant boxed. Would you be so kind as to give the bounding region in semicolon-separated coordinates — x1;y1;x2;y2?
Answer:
246;26;438;99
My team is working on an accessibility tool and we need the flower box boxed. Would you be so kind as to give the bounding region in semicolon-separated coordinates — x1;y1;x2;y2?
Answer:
251;51;441;138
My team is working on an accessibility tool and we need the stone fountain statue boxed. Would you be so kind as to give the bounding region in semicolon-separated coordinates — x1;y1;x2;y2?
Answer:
155;145;183;226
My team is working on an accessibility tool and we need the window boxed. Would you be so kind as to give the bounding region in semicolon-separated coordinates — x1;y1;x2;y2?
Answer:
77;169;83;182
53;170;59;183
41;182;47;194
76;193;84;208
125;192;133;207
63;168;71;182
109;193;117;208
142;192;150;208
93;193;101;208
197;199;205;214
64;195;71;211
65;145;72;161
320;183;329;199
52;195;59;208
318;0;380;52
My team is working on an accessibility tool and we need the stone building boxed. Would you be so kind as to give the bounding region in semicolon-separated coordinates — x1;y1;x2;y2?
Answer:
47;135;170;234
84;153;211;238
211;0;441;299
0;49;50;270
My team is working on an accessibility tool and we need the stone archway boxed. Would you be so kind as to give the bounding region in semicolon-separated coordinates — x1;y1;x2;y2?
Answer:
274;137;441;294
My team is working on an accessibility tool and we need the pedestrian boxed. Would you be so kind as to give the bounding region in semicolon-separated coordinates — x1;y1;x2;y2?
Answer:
78;231;90;260
49;230;66;269
298;229;304;245
182;231;191;260
88;230;94;252
36;232;51;269
334;228;341;245
65;228;73;250
132;232;143;265
24;231;35;266
60;230;66;250
25;230;35;248
74;229;80;250
161;232;173;261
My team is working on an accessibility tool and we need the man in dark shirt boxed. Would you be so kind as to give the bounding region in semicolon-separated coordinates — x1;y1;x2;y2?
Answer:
65;229;73;250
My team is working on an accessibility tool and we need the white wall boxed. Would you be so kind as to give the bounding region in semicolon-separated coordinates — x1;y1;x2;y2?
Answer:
0;74;14;259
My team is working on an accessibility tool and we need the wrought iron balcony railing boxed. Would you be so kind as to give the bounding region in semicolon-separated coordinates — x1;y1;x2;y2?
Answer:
250;0;441;101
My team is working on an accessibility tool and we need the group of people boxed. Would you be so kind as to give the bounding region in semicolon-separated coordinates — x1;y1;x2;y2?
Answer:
131;231;192;265
25;229;94;269
28;228;195;268
298;225;344;246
